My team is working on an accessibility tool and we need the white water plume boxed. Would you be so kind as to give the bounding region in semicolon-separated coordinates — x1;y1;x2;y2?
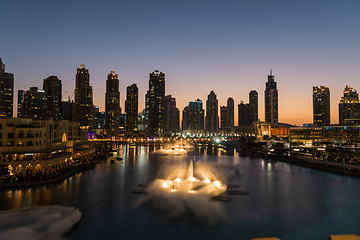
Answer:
136;160;233;225
0;205;81;240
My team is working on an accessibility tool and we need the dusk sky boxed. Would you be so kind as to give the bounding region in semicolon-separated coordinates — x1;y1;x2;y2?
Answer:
1;0;359;126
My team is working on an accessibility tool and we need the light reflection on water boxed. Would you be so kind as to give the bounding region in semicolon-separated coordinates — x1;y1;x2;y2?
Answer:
0;145;360;240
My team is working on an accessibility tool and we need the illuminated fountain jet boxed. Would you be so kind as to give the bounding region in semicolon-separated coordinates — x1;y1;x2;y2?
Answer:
162;160;226;196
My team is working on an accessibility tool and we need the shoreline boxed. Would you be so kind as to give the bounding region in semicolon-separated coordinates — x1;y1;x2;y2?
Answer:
237;148;360;177
0;161;99;189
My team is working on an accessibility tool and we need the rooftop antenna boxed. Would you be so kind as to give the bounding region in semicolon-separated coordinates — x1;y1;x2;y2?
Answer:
270;69;272;75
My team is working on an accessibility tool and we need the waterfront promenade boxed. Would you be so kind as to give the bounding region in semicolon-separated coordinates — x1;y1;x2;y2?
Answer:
0;161;98;188
237;148;360;177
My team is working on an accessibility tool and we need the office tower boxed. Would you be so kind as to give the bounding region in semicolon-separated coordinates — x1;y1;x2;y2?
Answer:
339;85;360;125
105;71;120;136
249;90;258;123
125;84;138;132
148;70;165;135
0;58;14;117
205;90;219;132
21;87;48;120
164;95;180;132
313;86;330;127
62;99;74;122
43;75;62;120
74;64;94;129
227;97;234;129
144;90;150;129
264;70;278;123
94;106;105;129
188;99;204;131
220;106;228;129
17;90;25;117
238;101;250;126
182;106;189;130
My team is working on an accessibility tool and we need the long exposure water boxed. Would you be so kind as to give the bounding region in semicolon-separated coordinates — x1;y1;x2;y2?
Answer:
1;145;360;239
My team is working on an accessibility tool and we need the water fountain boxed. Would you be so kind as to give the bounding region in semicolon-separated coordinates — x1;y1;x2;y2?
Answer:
150;139;189;156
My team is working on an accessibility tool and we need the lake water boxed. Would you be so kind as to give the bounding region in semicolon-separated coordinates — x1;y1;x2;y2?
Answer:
1;145;360;240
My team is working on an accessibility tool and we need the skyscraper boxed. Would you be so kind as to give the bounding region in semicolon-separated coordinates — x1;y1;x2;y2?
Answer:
238;90;258;127
238;101;250;126
227;97;234;129
148;70;165;135
43;75;62;120
189;99;204;131
17;90;25;118
182;99;205;131
62;99;74;122
220;106;228;129
20;87;48;120
0;58;14;118
339;85;360;125
264;70;278;123
205;90;219;132
164;95;180;132
249;90;258;123
105;71;120;136
182;106;189;130
313;86;330;127
125;84;138;132
75;64;94;129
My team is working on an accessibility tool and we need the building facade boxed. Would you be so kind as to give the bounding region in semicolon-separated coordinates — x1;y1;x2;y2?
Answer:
164;95;180;132
0;58;14;118
43;75;62;120
313;86;330;127
227;97;234;129
74;64;94;129
205;91;219;132
339;85;360;126
19;87;48;120
220;106;228;129
148;70;165;135
125;84;138;132
265;70;278;123
105;71;120;136
249;90;258;123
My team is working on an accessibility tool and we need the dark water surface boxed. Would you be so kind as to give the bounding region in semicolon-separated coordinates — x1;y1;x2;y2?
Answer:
1;145;359;239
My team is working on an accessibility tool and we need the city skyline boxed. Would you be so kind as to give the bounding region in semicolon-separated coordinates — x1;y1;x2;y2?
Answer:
1;0;359;126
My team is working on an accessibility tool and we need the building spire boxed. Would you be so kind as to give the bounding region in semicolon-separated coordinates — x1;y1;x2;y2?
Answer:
270;69;272;76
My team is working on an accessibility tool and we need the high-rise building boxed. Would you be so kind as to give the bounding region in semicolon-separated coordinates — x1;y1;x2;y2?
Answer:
220;106;228;129
164;95;180;132
17;90;25;118
62;99;74;122
125;84;138;132
0;58;14;118
339;85;360;125
75;64;94;129
43;75;62;120
94;106;106;129
227;97;234;129
265;70;278;123
238;101;250;126
182;106;190;130
105;71;120;136
249;90;258;123
189;99;204;131
238;90;258;127
182;99;205;131
20;87;48;120
205;90;219;132
313;86;330;127
148;70;165;135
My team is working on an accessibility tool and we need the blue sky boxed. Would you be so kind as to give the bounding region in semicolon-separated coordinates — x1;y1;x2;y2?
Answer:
1;0;359;125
